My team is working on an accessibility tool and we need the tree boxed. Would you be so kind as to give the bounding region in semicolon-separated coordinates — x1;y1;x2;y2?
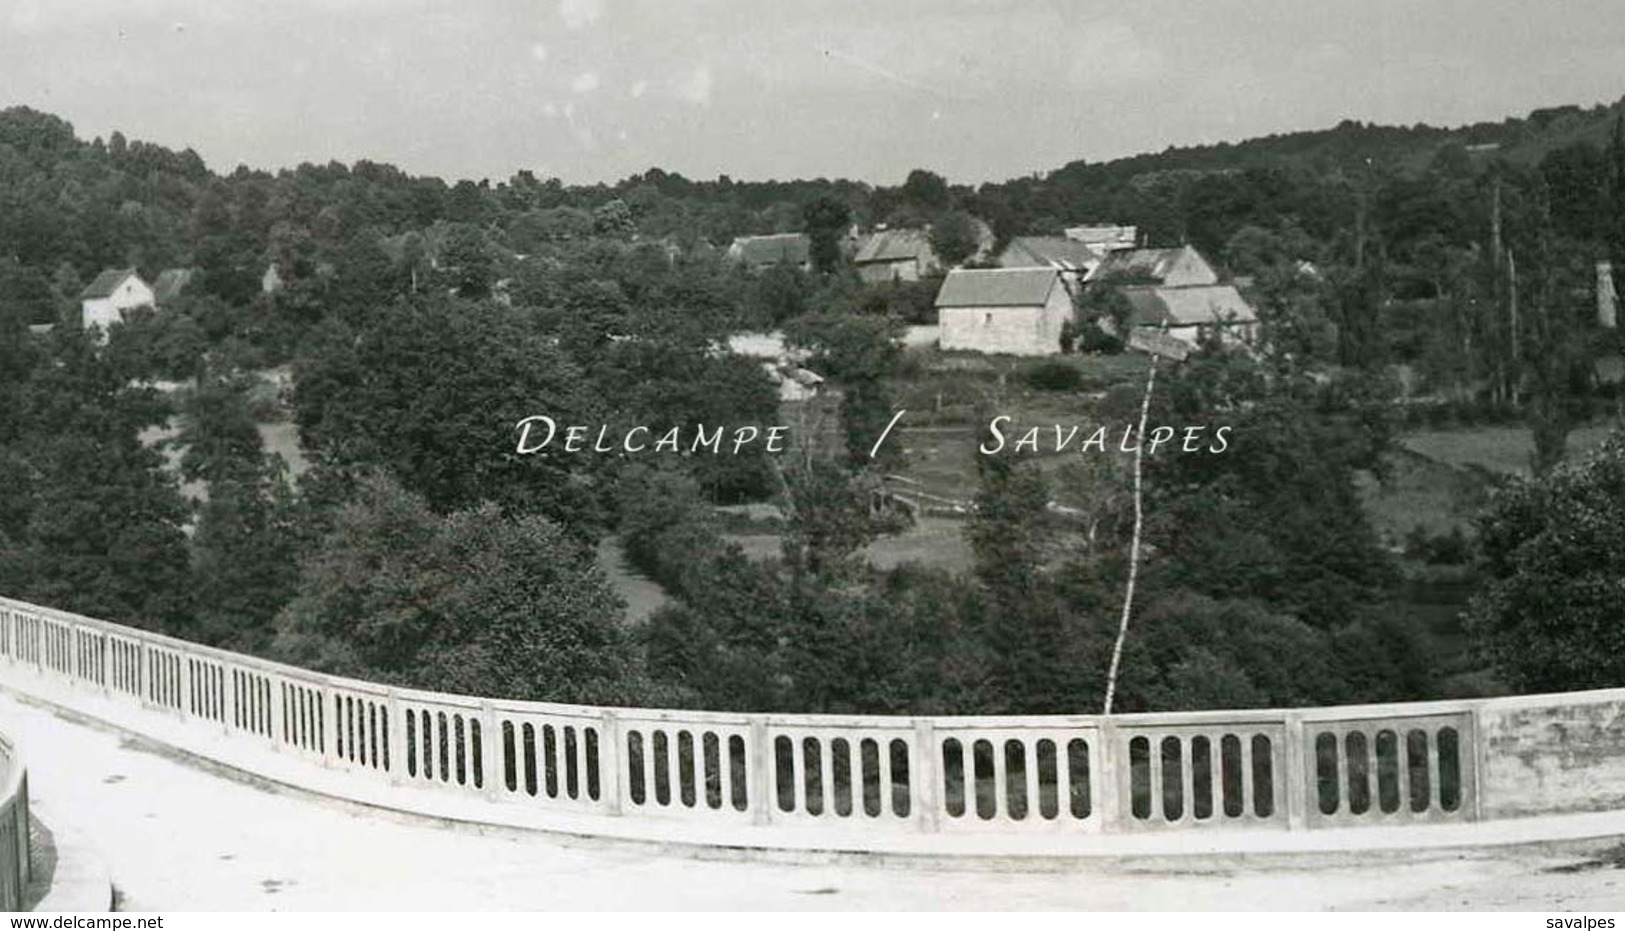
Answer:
929;209;981;267
292;297;603;530
1468;430;1625;692
963;437;1105;713
900;169;951;211
784;310;905;469
801;196;851;274
0;330;193;630
272;476;641;703
1145;349;1400;632
178;370;301;648
439;223;495;299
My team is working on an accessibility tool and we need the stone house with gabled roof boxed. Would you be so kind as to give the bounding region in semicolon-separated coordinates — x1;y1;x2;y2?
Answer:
1119;284;1258;349
1090;244;1219;287
80;268;155;331
996;236;1103;292
935;267;1073;356
853;228;938;283
727;233;811;271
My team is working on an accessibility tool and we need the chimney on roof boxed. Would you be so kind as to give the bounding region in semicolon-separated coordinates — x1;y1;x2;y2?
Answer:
1600;261;1618;329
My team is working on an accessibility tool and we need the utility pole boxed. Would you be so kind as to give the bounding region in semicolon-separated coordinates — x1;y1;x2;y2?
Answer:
1102;327;1187;716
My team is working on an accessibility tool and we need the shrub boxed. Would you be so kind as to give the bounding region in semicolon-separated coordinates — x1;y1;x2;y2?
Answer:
1024;359;1084;392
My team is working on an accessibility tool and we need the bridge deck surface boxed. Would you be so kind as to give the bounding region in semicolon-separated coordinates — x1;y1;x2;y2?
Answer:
7;693;1625;911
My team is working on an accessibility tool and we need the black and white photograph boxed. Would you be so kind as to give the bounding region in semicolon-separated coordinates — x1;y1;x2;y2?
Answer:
2;0;1625;919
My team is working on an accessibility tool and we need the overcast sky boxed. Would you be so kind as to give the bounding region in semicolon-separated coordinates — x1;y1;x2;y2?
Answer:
5;0;1625;186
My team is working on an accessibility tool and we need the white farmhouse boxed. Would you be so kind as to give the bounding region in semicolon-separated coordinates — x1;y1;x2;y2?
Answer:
935;267;1073;357
80;268;155;331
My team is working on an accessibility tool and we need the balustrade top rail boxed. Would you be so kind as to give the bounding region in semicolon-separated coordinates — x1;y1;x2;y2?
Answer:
3;593;1622;851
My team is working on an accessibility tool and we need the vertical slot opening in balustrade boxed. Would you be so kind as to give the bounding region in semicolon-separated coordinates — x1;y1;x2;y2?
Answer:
703;733;721;809
455;715;469;785
407;709;419;777
523;721;536;796
626;730;645;805
281;684;290;744
1437;727;1461;812
677;730;696;807
889;739;911;817
1066;738;1091;819
831;737;852;816
470;719;482;788
1191;736;1213;820
352;697;364;762
1160;736;1184;822
1345;731;1370;814
354;701;367;766
1314;732;1338;814
503;722;517;792
973;738;995;820
942;738;966;818
652;730;672;806
585;728;601;801
335;696;346;759
1406;729;1430;812
728;735;748;811
542;725;559;797
802;737;823;816
1035;739;1059;820
1375;730;1400;813
775;735;795;812
563;726;579;800
859;738;880;816
1004;740;1028;820
420;710;435;779
620;731;640;802
1250;735;1274;817
1129;736;1151;820
437;712;450;782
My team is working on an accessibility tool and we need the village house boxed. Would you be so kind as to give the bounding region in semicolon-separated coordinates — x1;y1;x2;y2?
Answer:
1090;244;1219;287
726;233;811;271
80;268;155;330
152;267;197;304
995;236;1102;292
1064;224;1138;252
935;267;1073;357
1117;283;1259;349
853;228;938;283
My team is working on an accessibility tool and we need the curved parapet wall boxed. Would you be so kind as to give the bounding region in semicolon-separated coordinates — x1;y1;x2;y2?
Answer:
3;594;1624;855
0;723;31;909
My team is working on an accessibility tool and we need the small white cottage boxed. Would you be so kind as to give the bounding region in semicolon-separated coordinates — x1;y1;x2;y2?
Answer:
80;268;155;331
935;268;1073;357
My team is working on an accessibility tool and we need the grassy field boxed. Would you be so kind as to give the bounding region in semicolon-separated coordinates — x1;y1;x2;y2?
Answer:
596;536;670;624
1401;425;1613;477
726;515;975;574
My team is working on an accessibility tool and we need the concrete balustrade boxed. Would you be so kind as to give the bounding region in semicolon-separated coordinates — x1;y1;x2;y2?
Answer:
2;594;1623;855
0;728;31;910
